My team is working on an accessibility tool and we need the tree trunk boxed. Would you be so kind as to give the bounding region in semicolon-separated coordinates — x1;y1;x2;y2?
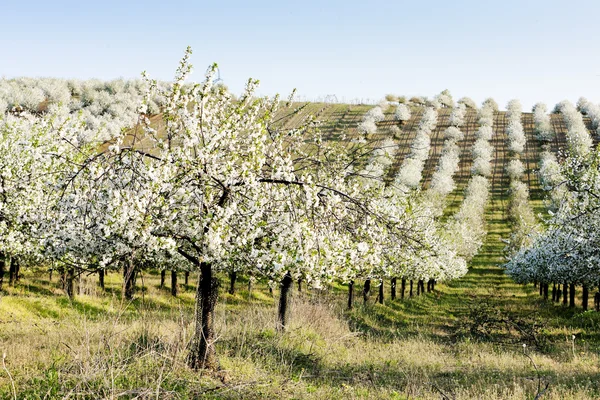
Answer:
543;283;549;301
98;269;105;291
363;279;371;304
378;280;384;304
49;269;53;282
552;283;557;302
401;278;406;299
160;270;166;288
123;261;136;300
594;291;600;312
348;280;354;309
65;268;75;299
277;271;293;330
9;257;18;286
582;285;589;311
539;283;543;296
390;277;397;300
569;284;575;308
188;262;219;370
432;280;436;291
0;253;5;291
247;279;253;298
228;271;237;295
420;280;425;295
409;280;413;297
185;271;190;286
171;270;178;297
563;283;568;305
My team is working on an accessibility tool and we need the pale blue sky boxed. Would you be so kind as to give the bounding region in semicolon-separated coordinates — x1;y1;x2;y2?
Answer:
2;0;599;109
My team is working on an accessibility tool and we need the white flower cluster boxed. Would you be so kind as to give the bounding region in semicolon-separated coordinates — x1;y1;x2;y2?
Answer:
577;97;600;136
555;100;593;158
394;107;437;189
506;99;526;155
394;103;411;122
444;175;490;260
358;103;387;135
449;103;467;127
471;101;495;177
0;77;167;141
457;97;477;110
532;102;553;142
538;151;567;209
427;126;463;215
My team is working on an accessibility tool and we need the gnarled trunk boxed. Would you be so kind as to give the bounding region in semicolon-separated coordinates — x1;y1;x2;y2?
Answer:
582;285;589;311
277;271;293;330
348;280;354;310
9;257;18;286
0;253;5;291
569;284;575;308
171;270;178;297
363;279;371;304
98;269;105;291
228;270;237;295
123;260;136;300
65;268;75;299
188;262;219;370
160;270;166;288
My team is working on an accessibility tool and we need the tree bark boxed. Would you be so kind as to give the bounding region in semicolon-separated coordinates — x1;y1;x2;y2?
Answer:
348;280;354;310
390;277;397;300
569;284;575;308
378;280;384;304
0;253;5;291
363;279;371;304
9;257;18;286
123;260;136;300
277;271;293;330
563;283;568;305
228;270;237;295
188;262;219;370
552;283;557;302
160;270;166;289
65;268;75;299
539;283;543;296
171;270;178;297
594;291;600;312
185;271;190;286
409;280;413;297
543;283;549;301
582;285;589;311
98;269;105;291
401;278;406;299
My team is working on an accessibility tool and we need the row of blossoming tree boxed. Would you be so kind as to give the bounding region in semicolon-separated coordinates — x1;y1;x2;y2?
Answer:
0;49;476;370
506;98;600;310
